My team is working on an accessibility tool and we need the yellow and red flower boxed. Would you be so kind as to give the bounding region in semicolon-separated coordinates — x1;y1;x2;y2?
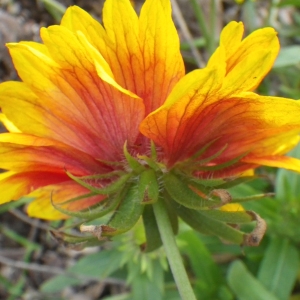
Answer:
1;0;300;238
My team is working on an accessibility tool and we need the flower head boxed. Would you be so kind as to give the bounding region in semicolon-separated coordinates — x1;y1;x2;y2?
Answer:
1;0;300;246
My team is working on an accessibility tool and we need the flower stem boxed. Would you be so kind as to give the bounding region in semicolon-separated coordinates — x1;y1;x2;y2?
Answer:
153;200;197;300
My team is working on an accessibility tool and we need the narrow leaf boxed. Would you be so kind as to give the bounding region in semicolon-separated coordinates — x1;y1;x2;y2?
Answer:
51;192;122;220
257;238;299;300
227;261;279;300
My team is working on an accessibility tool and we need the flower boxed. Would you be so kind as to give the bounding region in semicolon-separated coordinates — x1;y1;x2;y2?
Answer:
140;21;300;175
1;0;300;244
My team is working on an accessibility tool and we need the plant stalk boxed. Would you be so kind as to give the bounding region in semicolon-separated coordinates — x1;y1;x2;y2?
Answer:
153;199;197;300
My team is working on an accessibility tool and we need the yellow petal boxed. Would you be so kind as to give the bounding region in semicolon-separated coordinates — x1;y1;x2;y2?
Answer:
210;22;279;93
242;156;300;173
220;21;244;59
220;203;244;212
61;2;184;114
138;0;185;112
75;31;139;99
0;81;86;149
226;27;279;74
207;21;243;68
222;50;275;94
5;32;145;160
0;113;21;133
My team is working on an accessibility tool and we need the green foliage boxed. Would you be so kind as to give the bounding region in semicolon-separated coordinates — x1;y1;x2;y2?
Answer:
227;261;279;300
257;238;299;300
39;0;66;22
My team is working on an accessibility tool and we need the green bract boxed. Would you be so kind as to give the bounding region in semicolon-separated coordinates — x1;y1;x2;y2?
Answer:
53;143;267;250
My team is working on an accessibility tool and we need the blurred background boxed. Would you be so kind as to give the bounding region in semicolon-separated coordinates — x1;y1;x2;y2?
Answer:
1;0;300;299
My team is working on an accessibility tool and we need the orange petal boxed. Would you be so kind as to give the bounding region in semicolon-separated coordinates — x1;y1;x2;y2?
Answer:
27;181;106;220
140;66;224;165
61;1;184;114
141;85;300;168
0;133;110;174
0;171;68;205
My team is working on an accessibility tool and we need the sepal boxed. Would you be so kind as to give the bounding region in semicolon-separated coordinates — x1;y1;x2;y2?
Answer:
232;193;274;203
50;191;122;221
50;229;106;250
196;152;248;172
138;169;159;204
66;171;132;194
171;197;266;246
123;141;146;173
81;184;144;237
190;175;255;189
163;171;220;209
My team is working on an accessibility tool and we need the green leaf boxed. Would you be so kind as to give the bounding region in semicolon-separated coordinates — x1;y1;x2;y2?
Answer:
0;197;32;214
276;144;300;201
257;238;299;300
69;249;123;279
40;275;80;293
179;230;223;298
130;259;164;300
102;294;131;300
40;0;66;22
274;46;300;68
227;260;279;300
1;226;40;251
163;290;181;300
142;205;162;252
41;249;124;293
277;0;300;8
